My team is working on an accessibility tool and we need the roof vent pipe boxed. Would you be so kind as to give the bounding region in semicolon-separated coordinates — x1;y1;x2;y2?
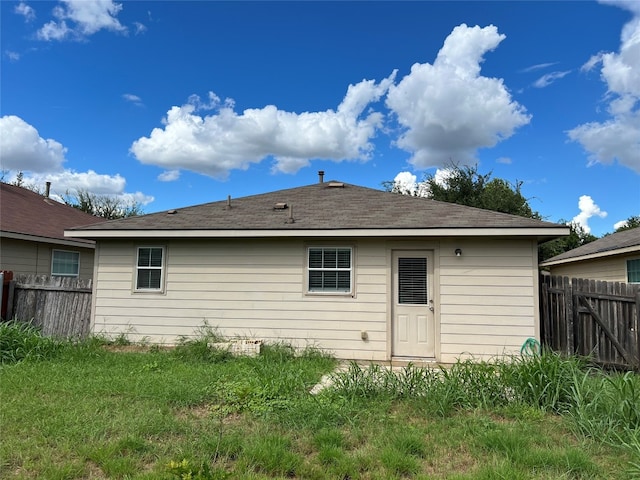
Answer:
286;204;295;224
45;181;51;198
227;195;232;208
318;170;324;184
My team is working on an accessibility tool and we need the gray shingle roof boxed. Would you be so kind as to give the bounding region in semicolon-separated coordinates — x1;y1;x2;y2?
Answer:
68;181;565;235
540;227;640;265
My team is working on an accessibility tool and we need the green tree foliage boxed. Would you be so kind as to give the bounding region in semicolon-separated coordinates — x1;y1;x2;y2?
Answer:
615;215;640;232
538;221;598;263
385;164;541;219
383;165;603;262
64;189;143;220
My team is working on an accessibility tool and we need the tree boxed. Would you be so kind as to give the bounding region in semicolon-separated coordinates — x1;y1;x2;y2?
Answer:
64;189;143;220
538;221;598;262
385;164;541;219
4;171;44;194
615;215;640;232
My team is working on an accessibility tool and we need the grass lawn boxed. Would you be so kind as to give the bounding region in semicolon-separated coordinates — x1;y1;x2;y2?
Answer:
1;323;639;479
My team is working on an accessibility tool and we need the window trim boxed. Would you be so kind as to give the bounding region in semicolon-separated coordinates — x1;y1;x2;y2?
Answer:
306;246;354;296
134;246;166;293
627;258;640;284
51;249;80;277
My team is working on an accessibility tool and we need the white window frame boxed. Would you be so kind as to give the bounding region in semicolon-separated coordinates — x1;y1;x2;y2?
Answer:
134;246;166;293
306;246;354;295
51;249;80;277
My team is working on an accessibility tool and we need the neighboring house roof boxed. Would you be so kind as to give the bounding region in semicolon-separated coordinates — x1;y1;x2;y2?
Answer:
68;180;568;240
1;183;104;247
540;227;640;267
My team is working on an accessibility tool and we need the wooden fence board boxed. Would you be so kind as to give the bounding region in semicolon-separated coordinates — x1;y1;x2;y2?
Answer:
540;274;640;370
6;274;92;338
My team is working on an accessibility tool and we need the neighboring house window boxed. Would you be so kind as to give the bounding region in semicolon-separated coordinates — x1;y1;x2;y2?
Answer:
308;247;352;293
628;259;640;283
136;247;165;291
51;250;80;277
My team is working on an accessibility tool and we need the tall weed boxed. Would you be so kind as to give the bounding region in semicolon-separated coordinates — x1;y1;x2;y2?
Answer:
499;349;586;413
0;320;65;364
568;370;640;444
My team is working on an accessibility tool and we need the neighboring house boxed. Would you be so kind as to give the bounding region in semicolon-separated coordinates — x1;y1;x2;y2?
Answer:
67;177;568;363
539;227;640;283
0;183;104;279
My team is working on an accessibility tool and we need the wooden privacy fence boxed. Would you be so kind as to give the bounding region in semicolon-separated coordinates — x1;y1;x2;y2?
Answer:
540;275;640;370
4;274;92;338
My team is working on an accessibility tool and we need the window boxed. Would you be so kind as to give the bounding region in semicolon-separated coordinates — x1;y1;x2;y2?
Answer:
136;247;165;291
398;257;428;304
308;247;352;293
52;250;80;277
628;259;640;283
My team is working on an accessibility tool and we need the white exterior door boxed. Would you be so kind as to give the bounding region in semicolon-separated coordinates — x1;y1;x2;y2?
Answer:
392;251;435;358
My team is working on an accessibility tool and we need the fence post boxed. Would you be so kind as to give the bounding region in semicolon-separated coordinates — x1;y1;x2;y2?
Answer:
6;280;15;320
566;277;575;355
1;270;14;320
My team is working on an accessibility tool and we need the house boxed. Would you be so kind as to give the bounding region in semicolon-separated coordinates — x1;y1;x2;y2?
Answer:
539;227;640;283
66;176;568;363
0;183;103;279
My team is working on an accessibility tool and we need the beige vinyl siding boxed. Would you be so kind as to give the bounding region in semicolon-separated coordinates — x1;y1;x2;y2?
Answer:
437;238;538;363
547;253;637;283
0;237;95;279
92;236;540;362
0;238;39;274
92;238;389;360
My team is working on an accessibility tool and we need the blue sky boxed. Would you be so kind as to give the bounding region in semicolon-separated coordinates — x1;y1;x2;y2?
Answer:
1;0;639;237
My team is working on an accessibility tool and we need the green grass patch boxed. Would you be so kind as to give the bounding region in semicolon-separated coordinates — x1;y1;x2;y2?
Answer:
1;329;638;479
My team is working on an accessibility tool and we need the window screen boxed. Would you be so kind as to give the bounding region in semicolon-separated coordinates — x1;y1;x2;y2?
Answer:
308;247;352;292
52;250;80;277
136;247;164;290
398;257;427;304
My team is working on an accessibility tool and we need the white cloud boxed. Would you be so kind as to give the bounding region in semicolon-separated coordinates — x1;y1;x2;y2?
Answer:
385;24;531;169
533;70;571;88
572;195;608;234
520;62;558;73
391;168;451;197
123;93;143;106
392;171;420;195
0;116;154;206
5;51;20;61
131;73;396;178
37;0;126;41
8;170;154;207
568;2;640;173
157;170;180;182
133;22;147;35
0;115;67;172
15;2;36;21
614;219;629;230
599;0;640;16
496;156;512;164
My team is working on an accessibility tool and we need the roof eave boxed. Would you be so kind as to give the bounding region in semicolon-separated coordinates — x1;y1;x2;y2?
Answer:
540;244;640;267
2;230;96;248
66;226;570;239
